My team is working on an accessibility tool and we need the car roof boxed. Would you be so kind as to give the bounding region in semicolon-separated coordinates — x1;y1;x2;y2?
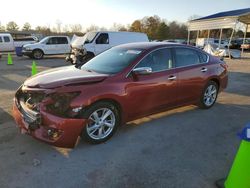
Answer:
116;42;189;50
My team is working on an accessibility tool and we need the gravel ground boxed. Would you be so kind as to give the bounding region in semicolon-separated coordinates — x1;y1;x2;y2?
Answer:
0;53;250;188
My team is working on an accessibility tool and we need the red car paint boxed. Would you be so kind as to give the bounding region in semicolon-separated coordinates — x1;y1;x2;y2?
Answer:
12;43;228;148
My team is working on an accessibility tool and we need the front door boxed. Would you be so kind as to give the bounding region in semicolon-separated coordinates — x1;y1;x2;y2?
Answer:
126;48;178;119
94;33;111;55
44;37;59;54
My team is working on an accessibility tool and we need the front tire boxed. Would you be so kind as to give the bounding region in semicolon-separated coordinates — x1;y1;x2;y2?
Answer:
32;49;44;59
81;102;120;144
199;81;218;109
84;52;95;62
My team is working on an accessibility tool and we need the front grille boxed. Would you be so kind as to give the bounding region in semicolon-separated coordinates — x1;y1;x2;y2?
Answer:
15;88;45;129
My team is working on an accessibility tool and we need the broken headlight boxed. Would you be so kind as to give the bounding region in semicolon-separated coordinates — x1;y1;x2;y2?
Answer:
46;92;81;117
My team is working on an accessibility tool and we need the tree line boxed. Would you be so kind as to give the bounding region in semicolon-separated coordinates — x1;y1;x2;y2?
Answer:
0;15;245;40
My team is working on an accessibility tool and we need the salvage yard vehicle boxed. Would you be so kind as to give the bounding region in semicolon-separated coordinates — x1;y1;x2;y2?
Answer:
0;33;15;52
0;33;38;52
241;39;250;50
22;36;71;59
14;36;39;47
13;42;228;148
66;31;149;65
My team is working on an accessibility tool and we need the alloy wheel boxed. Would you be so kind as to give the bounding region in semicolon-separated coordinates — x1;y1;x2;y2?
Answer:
203;85;217;106
86;108;116;140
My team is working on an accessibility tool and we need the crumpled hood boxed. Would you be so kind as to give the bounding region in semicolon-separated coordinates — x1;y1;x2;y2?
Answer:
24;66;109;89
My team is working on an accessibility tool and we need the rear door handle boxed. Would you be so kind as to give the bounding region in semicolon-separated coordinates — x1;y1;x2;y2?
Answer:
201;67;208;72
168;75;176;80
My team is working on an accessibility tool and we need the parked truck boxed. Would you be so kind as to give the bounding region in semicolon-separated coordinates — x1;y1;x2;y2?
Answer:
0;33;38;52
22;36;71;59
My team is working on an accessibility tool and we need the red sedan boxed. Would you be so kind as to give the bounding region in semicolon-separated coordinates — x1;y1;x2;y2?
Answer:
13;42;228;148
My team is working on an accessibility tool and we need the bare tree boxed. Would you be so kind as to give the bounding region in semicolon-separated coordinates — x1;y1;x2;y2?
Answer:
35;26;51;35
188;15;202;21
62;24;70;33
110;23;127;31
70;24;83;33
6;21;19;31
85;25;99;32
22;22;31;31
0;22;5;31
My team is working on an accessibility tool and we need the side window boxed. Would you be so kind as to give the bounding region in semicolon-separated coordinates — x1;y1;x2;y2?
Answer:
0;37;2;43
47;37;58;45
57;37;68;44
136;48;173;72
198;52;209;63
96;33;109;44
3;36;10;42
174;48;200;67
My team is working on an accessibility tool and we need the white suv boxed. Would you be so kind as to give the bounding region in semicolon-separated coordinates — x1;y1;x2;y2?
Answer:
22;36;71;59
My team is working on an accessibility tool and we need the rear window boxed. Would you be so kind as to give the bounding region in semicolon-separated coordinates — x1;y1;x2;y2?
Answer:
0;37;2;43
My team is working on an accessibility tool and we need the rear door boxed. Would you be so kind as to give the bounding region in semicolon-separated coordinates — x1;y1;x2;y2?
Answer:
126;48;177;118
94;33;111;55
1;35;14;51
173;47;209;105
0;36;3;52
56;37;70;54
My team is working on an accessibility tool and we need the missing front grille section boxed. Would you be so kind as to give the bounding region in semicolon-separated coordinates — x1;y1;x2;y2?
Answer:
16;89;46;112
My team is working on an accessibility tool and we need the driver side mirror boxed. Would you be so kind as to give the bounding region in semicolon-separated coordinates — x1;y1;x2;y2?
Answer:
132;67;152;75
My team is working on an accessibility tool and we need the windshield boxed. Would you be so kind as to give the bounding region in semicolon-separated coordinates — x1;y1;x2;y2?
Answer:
82;32;98;44
81;48;143;74
39;37;49;44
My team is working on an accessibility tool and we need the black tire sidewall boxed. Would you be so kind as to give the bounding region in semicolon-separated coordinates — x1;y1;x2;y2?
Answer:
32;49;43;59
81;102;120;144
199;81;218;109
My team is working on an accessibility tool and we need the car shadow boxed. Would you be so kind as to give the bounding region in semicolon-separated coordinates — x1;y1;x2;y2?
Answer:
76;102;250;150
0;107;13;125
225;71;250;97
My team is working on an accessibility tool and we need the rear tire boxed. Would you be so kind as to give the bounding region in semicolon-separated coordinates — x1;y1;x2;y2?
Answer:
81;102;120;144
199;81;218;109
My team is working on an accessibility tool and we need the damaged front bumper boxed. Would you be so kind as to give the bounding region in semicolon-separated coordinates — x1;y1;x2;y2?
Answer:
12;88;87;148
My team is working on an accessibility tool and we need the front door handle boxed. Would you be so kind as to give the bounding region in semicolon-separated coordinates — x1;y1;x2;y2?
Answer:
168;75;176;81
201;67;208;72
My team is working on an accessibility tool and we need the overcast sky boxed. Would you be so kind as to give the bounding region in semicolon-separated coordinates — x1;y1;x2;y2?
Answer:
0;0;249;29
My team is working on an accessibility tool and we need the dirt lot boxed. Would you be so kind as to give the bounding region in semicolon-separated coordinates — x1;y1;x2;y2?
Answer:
0;53;250;188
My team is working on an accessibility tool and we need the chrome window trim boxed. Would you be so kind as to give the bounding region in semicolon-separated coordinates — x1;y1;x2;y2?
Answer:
126;46;174;78
173;46;209;69
126;46;209;78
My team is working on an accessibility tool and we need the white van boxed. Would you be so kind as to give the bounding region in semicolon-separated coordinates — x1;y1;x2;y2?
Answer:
70;31;149;61
0;33;15;52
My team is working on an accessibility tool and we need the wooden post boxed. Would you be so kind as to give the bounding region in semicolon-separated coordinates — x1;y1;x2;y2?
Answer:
206;30;210;46
187;30;190;45
242;24;248;54
228;28;235;59
218;28;223;48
